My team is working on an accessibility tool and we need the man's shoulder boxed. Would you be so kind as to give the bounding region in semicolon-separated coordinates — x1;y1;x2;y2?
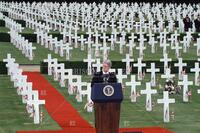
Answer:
109;72;116;76
93;71;103;76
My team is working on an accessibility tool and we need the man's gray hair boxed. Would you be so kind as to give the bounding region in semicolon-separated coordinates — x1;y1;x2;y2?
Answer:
103;59;112;67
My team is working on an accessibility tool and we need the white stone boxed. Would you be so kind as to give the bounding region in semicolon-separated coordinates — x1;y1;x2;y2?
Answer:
83;54;95;75
133;58;146;80
178;75;193;102
140;82;157;111
122;54;134;75
157;91;175;123
126;75;141;102
160;54;172;73
92;58;103;72
146;63;160;86
174;58;187;80
190;62;200;86
27;91;45;124
161;68;175;80
116;69;127;84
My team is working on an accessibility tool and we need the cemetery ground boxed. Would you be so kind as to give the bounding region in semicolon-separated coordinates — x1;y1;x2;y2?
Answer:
1;72;200;133
1;13;200;133
0;40;199;64
0;75;61;133
1;30;200;133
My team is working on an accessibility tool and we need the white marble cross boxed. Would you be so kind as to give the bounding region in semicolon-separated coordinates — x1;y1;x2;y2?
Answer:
43;54;54;75
78;35;87;51
16;75;27;95
194;38;200;56
50;58;58;78
140;82;157;111
160;40;169;55
78;82;91;104
21;82;33;104
3;53;15;64
126;39;136;56
174;58;187;80
85;38;94;55
171;43;182;58
133;58;146;80
93;42;102;57
108;34;116;51
92;58;102;72
146;63;160;86
148;37;157;53
136;40;146;58
118;37;126;54
7;63;19;78
122;54;134;75
55;63;65;81
116;69;127;84
71;76;87;102
12;68;23;86
126;75;141;102
157;91;175;123
83;54;95;75
64;43;73;60
180;36;190;53
26;43;36;60
168;30;179;48
190;62;200;86
161;68;175;80
100;43;110;60
178;75;193;102
61;69;72;89
27;91;45;124
100;32;109;45
160;53;172;73
3;53;15;75
84;83;93;112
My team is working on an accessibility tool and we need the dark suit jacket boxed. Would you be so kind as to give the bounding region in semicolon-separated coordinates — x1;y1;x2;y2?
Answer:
91;71;117;87
194;19;200;32
183;18;192;31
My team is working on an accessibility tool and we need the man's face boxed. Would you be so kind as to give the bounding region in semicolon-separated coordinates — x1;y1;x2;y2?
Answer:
103;63;110;73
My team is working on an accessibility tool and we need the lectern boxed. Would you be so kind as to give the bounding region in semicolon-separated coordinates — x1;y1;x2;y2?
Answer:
91;83;123;133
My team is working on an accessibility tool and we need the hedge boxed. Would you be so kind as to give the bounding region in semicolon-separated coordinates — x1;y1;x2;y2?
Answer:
0;19;5;27
0;62;7;74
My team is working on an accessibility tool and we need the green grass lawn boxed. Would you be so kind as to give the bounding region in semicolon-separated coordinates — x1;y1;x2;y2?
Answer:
0;75;61;133
1;20;200;133
43;73;200;133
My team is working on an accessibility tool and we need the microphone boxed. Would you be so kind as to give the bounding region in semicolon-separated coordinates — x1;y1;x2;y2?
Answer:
103;74;109;83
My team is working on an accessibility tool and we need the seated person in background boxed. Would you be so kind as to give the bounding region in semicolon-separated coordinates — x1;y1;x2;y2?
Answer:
183;15;193;32
91;59;117;87
194;14;200;32
164;79;175;94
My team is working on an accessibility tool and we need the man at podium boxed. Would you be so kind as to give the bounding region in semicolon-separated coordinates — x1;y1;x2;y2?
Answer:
91;59;117;87
91;60;122;133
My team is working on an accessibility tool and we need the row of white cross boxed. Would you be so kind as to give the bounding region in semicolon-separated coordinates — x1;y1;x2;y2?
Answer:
4;16;24;32
2;5;200;65
2;2;200;34
36;30;73;60
44;54;94;112
3;54;45;124
43;54;200;122
3;15;36;60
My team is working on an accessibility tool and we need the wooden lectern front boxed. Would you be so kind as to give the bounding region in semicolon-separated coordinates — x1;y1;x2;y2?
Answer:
91;83;123;133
